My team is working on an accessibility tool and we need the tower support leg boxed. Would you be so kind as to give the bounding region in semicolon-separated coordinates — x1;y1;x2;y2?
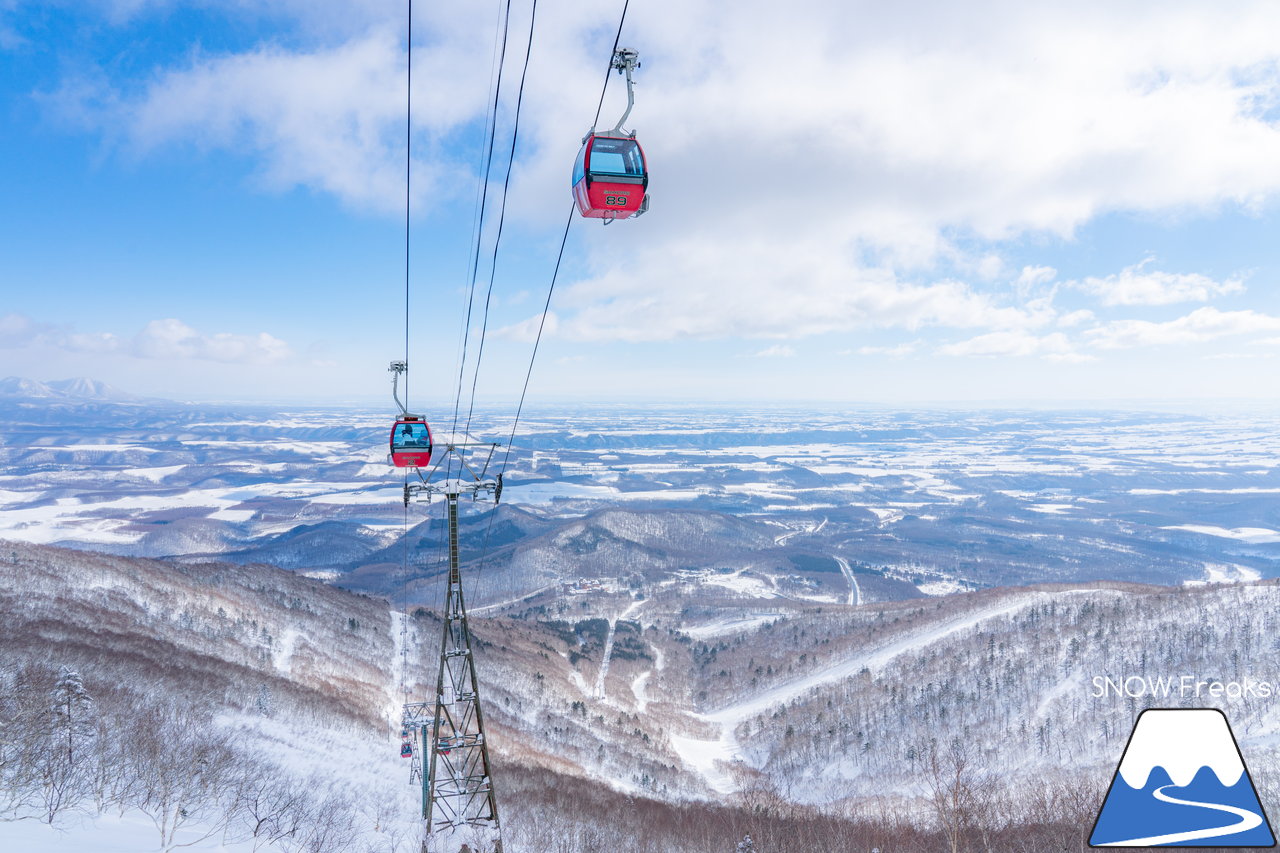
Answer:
423;491;502;851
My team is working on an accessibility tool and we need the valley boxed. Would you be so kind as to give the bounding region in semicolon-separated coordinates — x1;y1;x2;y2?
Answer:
2;380;1280;850
2;382;1278;609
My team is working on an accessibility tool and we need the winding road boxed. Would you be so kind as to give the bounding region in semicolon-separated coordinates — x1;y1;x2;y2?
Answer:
834;555;862;606
1095;785;1265;847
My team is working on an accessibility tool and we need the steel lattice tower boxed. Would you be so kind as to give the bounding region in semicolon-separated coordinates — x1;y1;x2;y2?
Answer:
403;446;503;853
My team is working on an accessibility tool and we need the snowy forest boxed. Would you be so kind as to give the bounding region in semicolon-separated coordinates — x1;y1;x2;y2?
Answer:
4;542;1280;851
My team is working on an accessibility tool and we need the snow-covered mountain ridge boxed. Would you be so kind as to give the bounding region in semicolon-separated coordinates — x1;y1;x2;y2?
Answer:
3;385;1280;849
0;376;153;402
5;542;1279;828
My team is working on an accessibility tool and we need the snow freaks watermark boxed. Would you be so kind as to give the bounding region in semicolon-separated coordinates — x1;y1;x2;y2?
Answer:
1091;675;1276;700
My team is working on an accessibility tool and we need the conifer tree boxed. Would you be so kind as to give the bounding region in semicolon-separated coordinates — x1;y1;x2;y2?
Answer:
49;666;94;766
255;683;273;717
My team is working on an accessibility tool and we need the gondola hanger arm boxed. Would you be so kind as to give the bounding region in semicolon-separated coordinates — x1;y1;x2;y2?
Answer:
389;360;416;418
605;47;640;137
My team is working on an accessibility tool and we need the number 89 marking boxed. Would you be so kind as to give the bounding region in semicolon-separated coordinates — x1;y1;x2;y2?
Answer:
605;195;628;206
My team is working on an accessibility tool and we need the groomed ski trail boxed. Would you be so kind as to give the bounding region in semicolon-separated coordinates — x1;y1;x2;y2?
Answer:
388;610;408;722
595;598;643;701
676;591;1058;794
470;583;558;614
630;643;664;712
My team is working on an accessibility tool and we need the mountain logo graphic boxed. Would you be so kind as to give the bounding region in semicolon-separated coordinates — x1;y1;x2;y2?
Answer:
1090;708;1276;847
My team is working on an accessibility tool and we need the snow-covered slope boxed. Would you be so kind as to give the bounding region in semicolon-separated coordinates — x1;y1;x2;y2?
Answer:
5;541;1280;851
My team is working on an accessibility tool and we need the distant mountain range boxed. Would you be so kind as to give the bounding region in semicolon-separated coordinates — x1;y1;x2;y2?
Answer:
2;394;1277;598
0;376;159;402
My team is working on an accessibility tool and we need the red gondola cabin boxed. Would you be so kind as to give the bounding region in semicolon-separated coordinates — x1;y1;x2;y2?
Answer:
572;133;648;220
390;416;433;468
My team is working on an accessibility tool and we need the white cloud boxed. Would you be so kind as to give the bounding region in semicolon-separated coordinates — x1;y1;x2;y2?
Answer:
0;313;291;364
751;345;795;358
514;1;1280;344
1057;309;1096;328
855;342;918;357
939;330;1090;362
1206;351;1274;360
62;1;514;214
0;312;53;346
119;29;437;213
1072;258;1245;306
49;1;1280;349
0;312;123;352
975;254;1006;281
546;234;1054;343
1013;265;1059;300
131;319;290;363
1086;307;1280;349
495;310;558;344
1017;266;1058;288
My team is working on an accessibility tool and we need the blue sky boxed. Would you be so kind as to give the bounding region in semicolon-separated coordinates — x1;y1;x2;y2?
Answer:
3;0;1280;406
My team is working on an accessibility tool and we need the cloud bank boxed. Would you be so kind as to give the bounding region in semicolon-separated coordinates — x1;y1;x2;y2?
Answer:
43;0;1280;360
0;313;291;364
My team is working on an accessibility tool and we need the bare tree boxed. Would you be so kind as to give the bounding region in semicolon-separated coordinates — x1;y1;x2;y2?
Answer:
34;745;83;824
127;706;241;849
225;765;310;850
924;738;992;853
278;782;361;853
